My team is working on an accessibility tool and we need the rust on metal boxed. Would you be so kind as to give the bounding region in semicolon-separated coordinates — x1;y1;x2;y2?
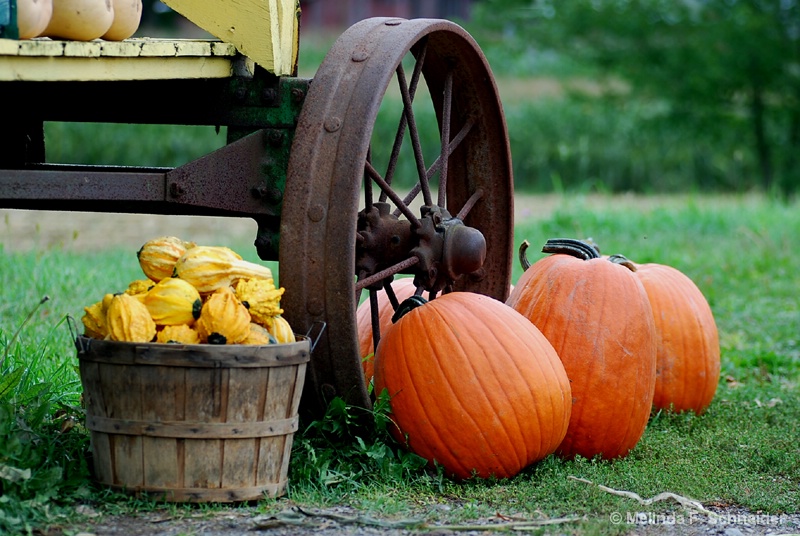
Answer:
280;17;513;418
165;130;281;216
0;167;165;204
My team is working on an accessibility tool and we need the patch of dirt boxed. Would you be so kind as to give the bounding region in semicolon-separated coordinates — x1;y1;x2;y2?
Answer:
50;503;800;536
54;505;421;536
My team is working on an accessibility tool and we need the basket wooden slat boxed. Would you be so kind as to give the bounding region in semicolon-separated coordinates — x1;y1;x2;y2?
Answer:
77;335;309;502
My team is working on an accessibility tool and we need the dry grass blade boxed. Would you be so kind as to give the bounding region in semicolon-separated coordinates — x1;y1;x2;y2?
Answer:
569;476;715;515
0;295;49;368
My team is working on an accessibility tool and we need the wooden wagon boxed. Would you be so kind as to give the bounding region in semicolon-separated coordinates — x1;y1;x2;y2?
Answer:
0;0;514;420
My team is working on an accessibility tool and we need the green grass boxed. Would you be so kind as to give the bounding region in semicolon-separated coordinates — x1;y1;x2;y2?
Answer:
43;122;227;168
1;193;798;534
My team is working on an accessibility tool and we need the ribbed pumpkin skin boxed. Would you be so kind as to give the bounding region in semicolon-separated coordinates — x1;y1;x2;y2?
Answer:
106;293;156;343
506;255;657;460
196;287;251;344
374;292;572;480
356;278;418;384
635;263;720;414
137;236;193;283
268;315;296;344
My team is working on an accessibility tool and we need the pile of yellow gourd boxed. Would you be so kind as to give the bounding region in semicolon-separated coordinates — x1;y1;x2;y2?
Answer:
81;236;295;345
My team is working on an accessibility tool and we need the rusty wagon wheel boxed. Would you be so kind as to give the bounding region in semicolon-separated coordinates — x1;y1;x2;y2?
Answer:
279;18;514;419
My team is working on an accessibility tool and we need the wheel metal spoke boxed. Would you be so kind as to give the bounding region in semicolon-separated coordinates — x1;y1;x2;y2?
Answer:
380;40;428;203
429;117;474;182
368;278;407;359
394;182;422;218
396;63;432;206
455;188;484;220
437;68;454;207
364;161;421;228
383;278;401;310
392;118;475;218
369;290;380;358
355;256;420;292
364;146;374;209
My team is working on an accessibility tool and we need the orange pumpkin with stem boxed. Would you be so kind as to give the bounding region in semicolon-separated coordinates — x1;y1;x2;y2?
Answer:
507;238;657;460
614;257;720;414
374;291;572;480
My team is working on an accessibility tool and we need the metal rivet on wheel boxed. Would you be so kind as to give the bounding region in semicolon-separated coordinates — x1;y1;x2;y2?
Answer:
324;117;342;132
385;19;402;26
307;297;324;317
351;51;368;62
308;204;325;222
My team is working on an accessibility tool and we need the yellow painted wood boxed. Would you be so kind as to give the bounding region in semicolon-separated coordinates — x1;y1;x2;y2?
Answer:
0;38;238;58
99;40;154;57
0;40;19;55
0;38;243;81
160;0;299;75
17;39;64;56
64;40;103;57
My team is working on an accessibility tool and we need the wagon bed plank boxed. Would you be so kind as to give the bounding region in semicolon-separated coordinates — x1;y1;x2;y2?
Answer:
0;38;244;81
1;38;237;57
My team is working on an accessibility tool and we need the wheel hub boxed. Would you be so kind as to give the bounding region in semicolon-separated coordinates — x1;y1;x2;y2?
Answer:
356;203;487;293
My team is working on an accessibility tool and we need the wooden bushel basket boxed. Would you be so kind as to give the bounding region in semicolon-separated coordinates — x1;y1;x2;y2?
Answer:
76;335;309;502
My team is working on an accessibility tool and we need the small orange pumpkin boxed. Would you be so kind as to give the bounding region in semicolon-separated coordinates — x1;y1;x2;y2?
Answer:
195;286;251;344
374;292;572;480
507;238;657;460
137;236;195;282
243;322;277;345
106;292;156;343
356;278;418;385
156;324;200;345
626;260;720;414
267;315;296;344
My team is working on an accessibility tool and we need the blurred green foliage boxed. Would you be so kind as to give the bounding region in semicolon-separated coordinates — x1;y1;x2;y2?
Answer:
468;0;800;195
41;2;800;195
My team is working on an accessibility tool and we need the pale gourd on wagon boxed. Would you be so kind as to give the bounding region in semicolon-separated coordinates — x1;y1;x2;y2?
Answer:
0;0;515;420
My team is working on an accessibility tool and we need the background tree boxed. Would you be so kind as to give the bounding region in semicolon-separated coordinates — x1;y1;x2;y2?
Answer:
469;0;800;194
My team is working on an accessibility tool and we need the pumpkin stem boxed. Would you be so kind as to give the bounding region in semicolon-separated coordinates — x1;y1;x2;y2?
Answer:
519;240;532;271
541;238;601;260
607;254;638;272
584;237;601;255
391;295;428;324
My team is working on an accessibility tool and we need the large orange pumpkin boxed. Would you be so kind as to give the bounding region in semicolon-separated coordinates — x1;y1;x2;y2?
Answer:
628;260;720;414
356;278;418;384
506;239;657;460
374;292;572;480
